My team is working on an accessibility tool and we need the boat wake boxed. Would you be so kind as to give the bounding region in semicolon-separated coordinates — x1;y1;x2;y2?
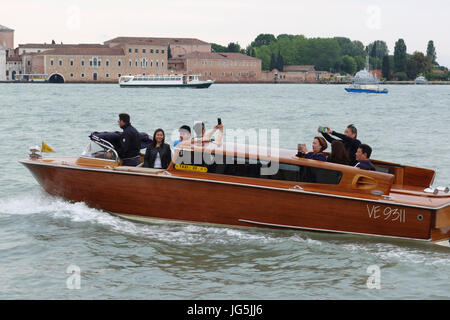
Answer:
0;191;323;247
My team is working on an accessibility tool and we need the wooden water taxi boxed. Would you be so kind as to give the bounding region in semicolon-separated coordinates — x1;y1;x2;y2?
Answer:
20;136;450;245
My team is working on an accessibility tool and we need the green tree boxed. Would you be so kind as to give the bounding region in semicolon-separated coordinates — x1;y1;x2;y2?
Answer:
227;42;241;52
341;55;357;75
382;55;391;80
426;40;437;65
366;40;389;59
269;52;277;71
211;43;227;52
276;51;284;71
406;51;433;79
354;56;366;71
394;39;407;73
167;46;172;59
251;34;276;47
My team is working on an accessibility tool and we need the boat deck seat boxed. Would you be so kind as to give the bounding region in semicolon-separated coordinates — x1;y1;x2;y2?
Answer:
114;166;165;174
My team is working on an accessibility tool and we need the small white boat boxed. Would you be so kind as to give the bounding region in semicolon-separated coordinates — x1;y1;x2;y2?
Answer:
414;75;428;85
119;74;214;88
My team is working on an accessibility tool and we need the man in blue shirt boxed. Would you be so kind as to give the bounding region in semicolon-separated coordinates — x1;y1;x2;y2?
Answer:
173;125;191;147
355;144;375;171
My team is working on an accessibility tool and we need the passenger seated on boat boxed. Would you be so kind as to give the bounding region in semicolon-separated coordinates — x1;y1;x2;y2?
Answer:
296;136;328;161
143;129;172;169
173;125;191;147
354;144;375;171
327;141;350;165
320;124;361;166
191;121;223;146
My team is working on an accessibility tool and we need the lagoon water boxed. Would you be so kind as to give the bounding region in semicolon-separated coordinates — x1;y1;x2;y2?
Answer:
0;83;449;299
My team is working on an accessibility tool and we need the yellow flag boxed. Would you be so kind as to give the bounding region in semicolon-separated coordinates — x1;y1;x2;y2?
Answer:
41;141;55;153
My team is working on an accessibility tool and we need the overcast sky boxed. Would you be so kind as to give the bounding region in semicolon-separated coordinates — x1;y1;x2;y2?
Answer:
3;0;449;66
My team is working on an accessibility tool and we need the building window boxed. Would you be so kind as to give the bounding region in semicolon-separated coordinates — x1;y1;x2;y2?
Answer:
118;60;122;67
59;59;63;66
161;60;164;68
50;59;54;66
222;72;225;76
161;49;165;54
106;60;110;67
135;60;138;67
81;59;85;67
128;48;132;53
156;60;159;67
81;73;85;78
135;49;138;53
156;49;159;54
70;59;74;67
27;60;31;66
129;60;132;67
142;49;146;53
150;49;154;54
118;74;121;78
106;73;110;78
150;60;153;67
70;73;74;78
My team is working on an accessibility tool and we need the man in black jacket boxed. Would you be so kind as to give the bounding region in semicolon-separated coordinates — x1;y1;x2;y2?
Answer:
320;124;361;166
117;113;141;166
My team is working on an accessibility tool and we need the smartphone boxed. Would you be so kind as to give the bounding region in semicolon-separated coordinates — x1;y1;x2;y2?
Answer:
318;126;327;133
298;143;306;151
217;118;222;125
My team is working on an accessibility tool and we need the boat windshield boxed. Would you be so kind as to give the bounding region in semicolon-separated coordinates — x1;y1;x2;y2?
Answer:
81;138;119;162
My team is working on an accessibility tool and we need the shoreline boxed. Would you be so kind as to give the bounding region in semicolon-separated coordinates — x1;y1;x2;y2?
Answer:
1;81;449;85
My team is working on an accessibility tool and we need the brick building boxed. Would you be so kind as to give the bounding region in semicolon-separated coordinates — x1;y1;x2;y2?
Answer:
169;52;262;83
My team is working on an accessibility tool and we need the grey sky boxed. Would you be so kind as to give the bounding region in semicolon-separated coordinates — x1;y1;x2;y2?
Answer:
3;0;449;66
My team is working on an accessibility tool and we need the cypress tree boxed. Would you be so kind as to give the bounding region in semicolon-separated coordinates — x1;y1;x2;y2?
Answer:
394;39;407;73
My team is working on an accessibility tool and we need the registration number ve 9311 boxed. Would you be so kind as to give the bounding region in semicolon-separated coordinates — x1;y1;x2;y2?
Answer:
174;163;208;173
366;204;407;223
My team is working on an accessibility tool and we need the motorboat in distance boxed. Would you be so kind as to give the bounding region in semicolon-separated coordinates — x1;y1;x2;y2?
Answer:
119;74;214;88
414;75;428;85
20;135;450;246
345;57;388;94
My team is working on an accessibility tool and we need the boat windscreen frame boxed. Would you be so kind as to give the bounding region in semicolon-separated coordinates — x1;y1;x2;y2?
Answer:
81;135;120;163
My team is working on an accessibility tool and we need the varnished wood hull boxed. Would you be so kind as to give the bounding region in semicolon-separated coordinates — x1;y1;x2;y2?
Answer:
21;160;450;243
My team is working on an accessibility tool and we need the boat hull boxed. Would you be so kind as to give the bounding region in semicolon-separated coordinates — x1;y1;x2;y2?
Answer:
345;88;388;94
120;82;213;89
21;160;449;243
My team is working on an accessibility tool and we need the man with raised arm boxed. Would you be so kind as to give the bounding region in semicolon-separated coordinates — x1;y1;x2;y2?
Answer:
320;124;361;166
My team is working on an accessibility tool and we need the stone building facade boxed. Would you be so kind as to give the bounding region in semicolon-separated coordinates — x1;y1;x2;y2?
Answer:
0;24;15;81
170;52;262;83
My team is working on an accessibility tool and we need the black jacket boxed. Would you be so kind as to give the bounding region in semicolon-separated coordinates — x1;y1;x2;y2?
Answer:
143;143;172;169
321;131;361;166
117;123;141;159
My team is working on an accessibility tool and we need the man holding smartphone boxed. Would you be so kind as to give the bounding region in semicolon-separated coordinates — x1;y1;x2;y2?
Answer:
319;124;361;166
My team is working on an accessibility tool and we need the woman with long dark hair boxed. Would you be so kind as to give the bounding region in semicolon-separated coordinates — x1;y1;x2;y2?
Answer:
143;128;172;169
327;140;350;165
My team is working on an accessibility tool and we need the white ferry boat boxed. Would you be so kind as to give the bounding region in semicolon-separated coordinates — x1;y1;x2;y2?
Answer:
119;74;214;88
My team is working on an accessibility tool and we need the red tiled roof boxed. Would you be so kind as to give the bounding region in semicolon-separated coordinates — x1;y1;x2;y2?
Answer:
284;65;315;72
105;37;210;46
177;52;260;61
40;46;124;56
6;56;22;62
19;43;105;49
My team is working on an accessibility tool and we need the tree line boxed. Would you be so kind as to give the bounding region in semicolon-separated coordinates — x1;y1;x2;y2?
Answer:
211;34;448;81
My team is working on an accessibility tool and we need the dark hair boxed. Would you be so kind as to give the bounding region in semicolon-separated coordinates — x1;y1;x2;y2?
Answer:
347;124;357;137
328;140;350;165
119;113;130;124
358;144;372;158
193;122;205;137
152;128;165;147
314;136;328;152
179;125;191;134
